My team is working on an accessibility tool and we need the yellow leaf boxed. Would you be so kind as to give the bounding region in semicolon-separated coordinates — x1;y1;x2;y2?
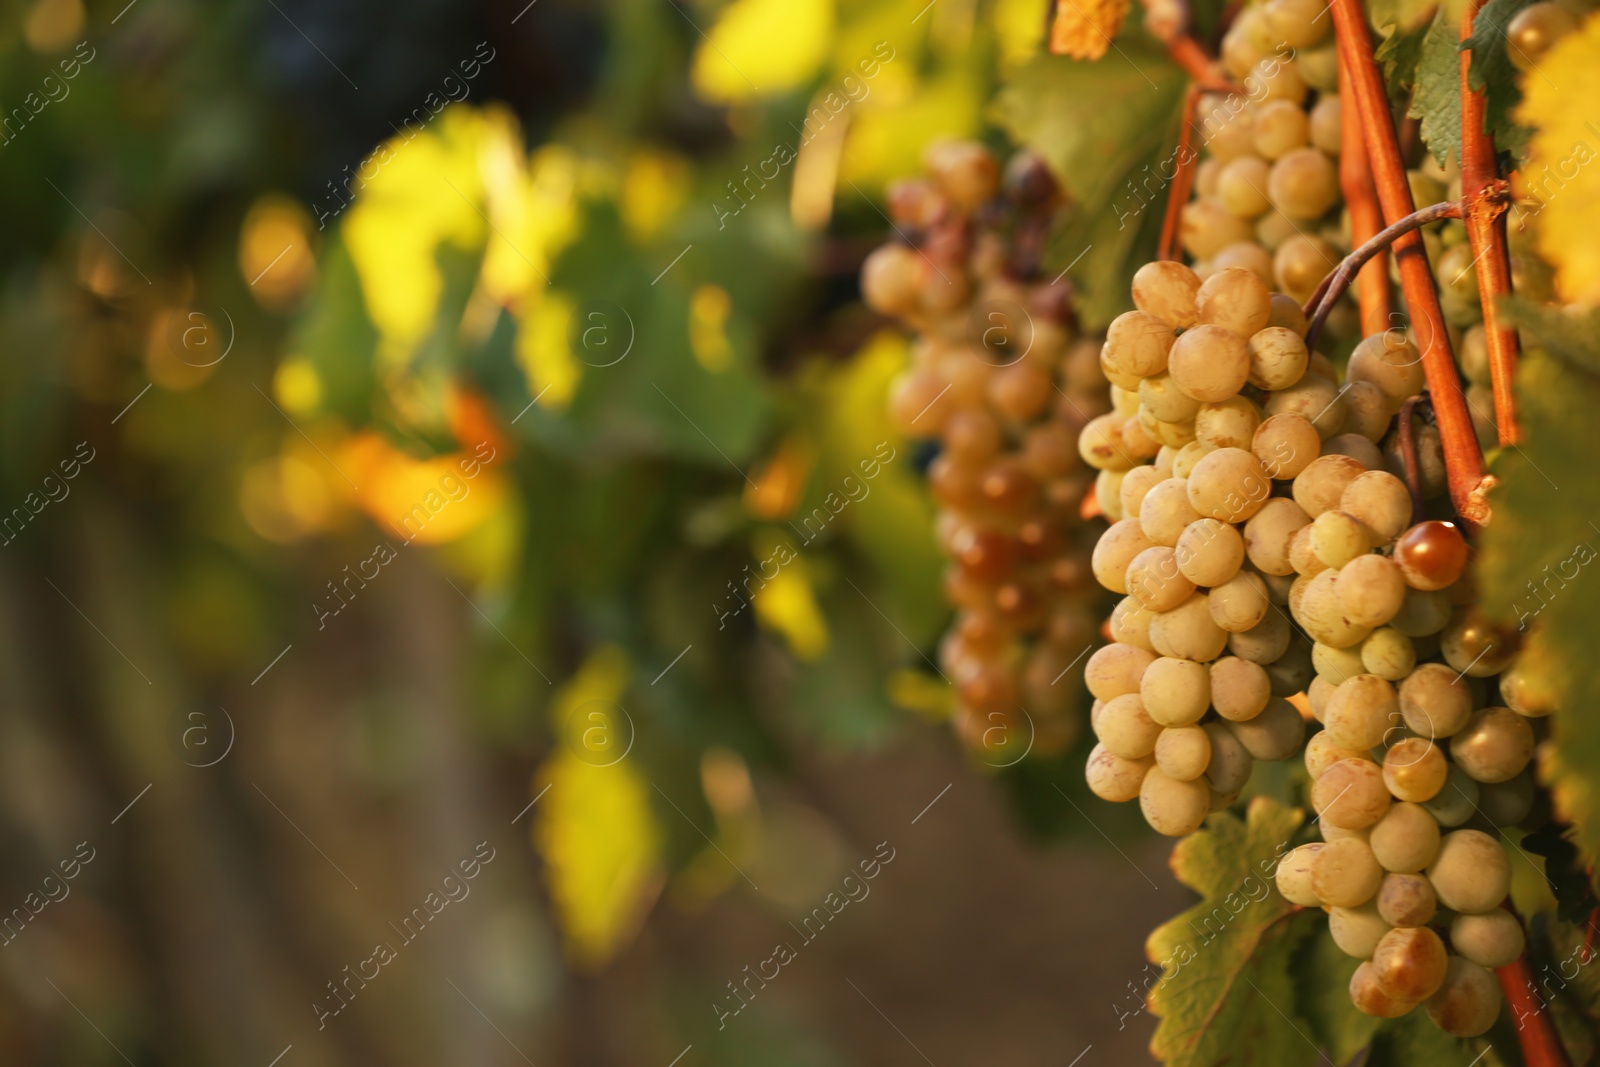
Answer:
752;549;829;660
1517;12;1600;306
744;433;816;519
343;433;508;545
688;283;734;371
515;290;582;409
534;648;663;970
691;0;834;104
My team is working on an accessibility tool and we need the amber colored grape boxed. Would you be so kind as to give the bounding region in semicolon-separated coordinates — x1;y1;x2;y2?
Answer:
1394;520;1469;591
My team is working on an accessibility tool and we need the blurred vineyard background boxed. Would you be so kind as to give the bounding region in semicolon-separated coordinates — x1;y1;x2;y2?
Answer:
0;0;1202;1063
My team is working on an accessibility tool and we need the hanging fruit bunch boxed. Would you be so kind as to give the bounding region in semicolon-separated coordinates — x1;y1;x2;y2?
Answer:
863;141;1108;764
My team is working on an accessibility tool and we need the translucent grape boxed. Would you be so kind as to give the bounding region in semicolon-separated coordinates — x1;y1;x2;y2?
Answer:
1449;707;1534;784
1427;829;1510;913
1313;835;1385;906
1313;756;1391;830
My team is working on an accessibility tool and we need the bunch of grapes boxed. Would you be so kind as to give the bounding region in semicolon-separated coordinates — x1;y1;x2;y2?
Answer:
1182;0;1359;339
863;141;1109;760
1077;256;1551;1036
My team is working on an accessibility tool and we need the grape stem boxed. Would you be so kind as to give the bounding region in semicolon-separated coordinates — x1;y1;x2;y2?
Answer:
1498;948;1576;1067
1302;200;1466;351
1158;86;1206;262
1459;0;1523;447
1337;47;1392;336
1329;0;1491;528
1396;396;1426;525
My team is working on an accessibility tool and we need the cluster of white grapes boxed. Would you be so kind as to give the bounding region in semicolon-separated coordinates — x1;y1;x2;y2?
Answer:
1078;259;1552;1036
1182;0;1357;341
864;141;1109;759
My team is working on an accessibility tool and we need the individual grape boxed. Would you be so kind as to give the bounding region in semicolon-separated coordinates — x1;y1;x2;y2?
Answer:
1439;610;1516;678
1420;766;1480;828
1245;53;1309;105
1264;635;1315;696
1127;546;1196;612
1097;693;1164;759
1393;520;1468;591
1425;956;1503;1037
1293;454;1370;517
1324;674;1399;750
1389;587;1453;637
1168;325;1252;403
1150;593;1230;661
1297;569;1372;648
1086;743;1153;802
1320;433;1386;472
1085;641;1157;701
1227;696;1306;760
1155;725;1212;780
1210;569;1272;632
924;140;1000;209
1340;470;1412;543
1382;737;1447;802
1141;656;1212;726
1092;519;1156;593
861;243;928;316
1252;99;1311;159
1194;396;1262;451
1428;829;1510;913
1251;413;1319;480
1310;510;1369;568
1288;525;1328;576
1477;772;1535;827
1210;656;1271;720
1263;0;1331;47
1103;310;1176;382
1336;554;1406;629
988;359;1054;421
1110;596;1158;652
1204;721;1255;793
1218;155;1274;217
1341;380;1394;442
1500;655;1555;717
1449;707;1534;783
1182;199;1256;259
888;368;954;435
1305;728;1367;778
1360;628;1416;681
1228;606;1291;662
1376;871;1437;927
1139;765;1211;836
1312;757;1391;830
1331;902;1392;961
1275;843;1326;905
1371;927;1448;1002
1312;640;1365;684
944;407;1004;463
1195;267;1273;337
1397;662;1473;739
1308;673;1338;719
1140;478;1203;546
1350;960;1415;1017
1118;464;1167;519
1263;292;1307;334
1272;234;1340;304
1265;371;1346;439
1211;241;1275;283
1245;327;1310;392
1308;95;1341;155
1506;2;1579;71
1170;440;1209;481
1187;448;1272;522
1176;518;1246;587
1313;835;1385;906
1348;332;1425;406
1369;802;1441;873
1256;208;1300;251
1450;910;1526;969
1131;260;1201;328
1138;372;1203;425
1267;147;1338;219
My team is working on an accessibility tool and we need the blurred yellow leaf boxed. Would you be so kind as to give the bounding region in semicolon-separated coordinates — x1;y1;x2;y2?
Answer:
692;0;834;104
534;647;663;970
995;0;1049;67
516;289;582;409
751;547;829;660
841;66;984;188
688;283;734;371
744;433;815;519
343;432;508;545
1518;13;1600;305
622;149;692;240
239;194;317;311
887;668;954;720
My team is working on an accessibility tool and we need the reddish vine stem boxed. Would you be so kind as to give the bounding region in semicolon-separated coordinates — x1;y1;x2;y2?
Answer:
1459;0;1523;446
1497;951;1576;1067
1303;200;1465;350
1337;47;1392;336
1397;396;1426;525
1331;0;1490;528
1158;86;1205;262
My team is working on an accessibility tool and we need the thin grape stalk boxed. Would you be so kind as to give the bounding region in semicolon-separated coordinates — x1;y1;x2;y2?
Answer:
865;141;1110;763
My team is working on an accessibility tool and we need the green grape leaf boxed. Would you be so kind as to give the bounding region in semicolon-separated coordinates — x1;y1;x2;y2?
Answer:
1370;0;1441;39
1146;797;1326;1067
1363;1009;1505;1066
991;47;1187;329
1376;16;1434;90
1463;0;1534;159
1291;920;1383;1064
1474;319;1600;866
1409;11;1463;167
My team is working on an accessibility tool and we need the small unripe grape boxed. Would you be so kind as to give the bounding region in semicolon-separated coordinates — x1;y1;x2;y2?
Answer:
1209;656;1270;722
1394;520;1468;591
1155;724;1212;781
1383;737;1448;802
1350;959;1414;1017
1426;956;1503;1037
1293;454;1370;517
1195;395;1262;451
1349;332;1426;405
1275;843;1325;905
1085;641;1157;701
1265;371;1346;439
1341;470;1412;543
1209;569;1272;632
1141;656;1212;726
1325;675;1399;750
1131;260;1201;329
1150;593;1229;662
1371;926;1448;1002
1228;604;1290;662
1313;757;1391;830
1313;835;1385;906
1310;510;1369;568
1242;497;1311;576
1450;707;1534;783
1360;628;1416;681
1227;697;1305;760
1450;910;1526;969
1428;829;1510;913
1169;325;1252;403
1140;765;1211;836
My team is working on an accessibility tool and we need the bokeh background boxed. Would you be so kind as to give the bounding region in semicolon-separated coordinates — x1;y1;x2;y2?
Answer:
0;0;1193;1062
